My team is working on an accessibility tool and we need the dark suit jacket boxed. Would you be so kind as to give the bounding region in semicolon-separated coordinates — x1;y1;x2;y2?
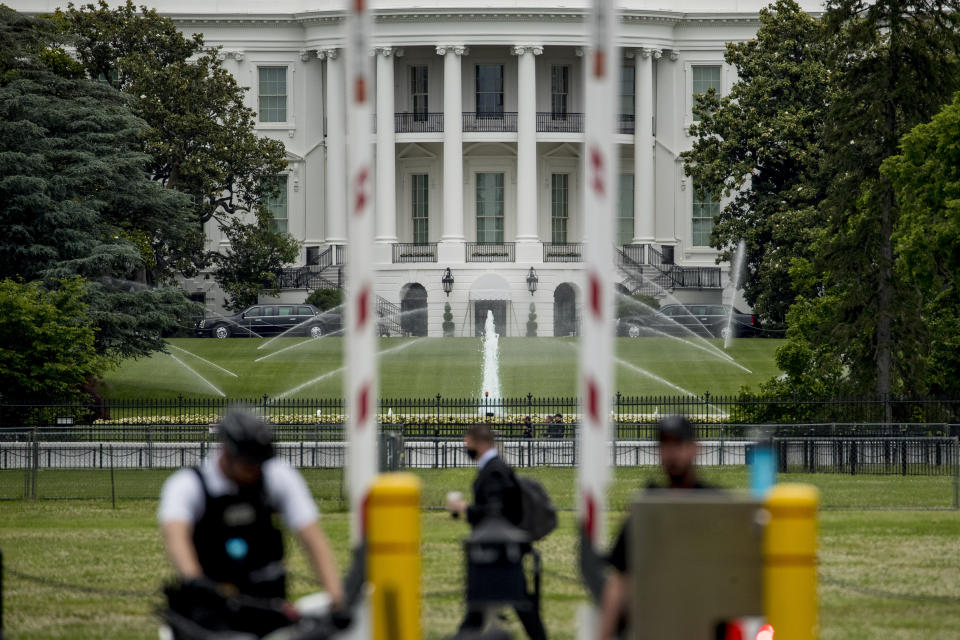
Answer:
466;455;523;527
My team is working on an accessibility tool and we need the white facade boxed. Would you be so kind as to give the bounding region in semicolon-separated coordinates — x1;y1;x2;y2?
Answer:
13;1;825;336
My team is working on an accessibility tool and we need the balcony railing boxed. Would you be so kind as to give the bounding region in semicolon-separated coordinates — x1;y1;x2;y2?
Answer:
617;113;635;134
392;243;438;263
466;242;516;262
543;242;583;262
395;112;444;133
462;112;518;133
536;112;584;133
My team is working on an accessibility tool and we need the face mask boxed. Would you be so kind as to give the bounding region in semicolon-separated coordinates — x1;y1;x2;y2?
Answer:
465;447;479;460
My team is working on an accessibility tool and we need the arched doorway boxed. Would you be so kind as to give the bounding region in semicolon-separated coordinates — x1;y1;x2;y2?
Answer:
470;273;511;337
400;283;427;336
554;283;578;337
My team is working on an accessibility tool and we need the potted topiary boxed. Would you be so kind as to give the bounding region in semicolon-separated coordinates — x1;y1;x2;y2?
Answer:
526;302;537;337
442;302;455;337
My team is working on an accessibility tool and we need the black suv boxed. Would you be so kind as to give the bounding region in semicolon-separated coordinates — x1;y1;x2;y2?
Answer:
619;303;756;339
195;304;341;338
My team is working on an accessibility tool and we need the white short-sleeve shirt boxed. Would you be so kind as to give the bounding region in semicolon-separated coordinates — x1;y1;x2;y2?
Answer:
158;452;318;532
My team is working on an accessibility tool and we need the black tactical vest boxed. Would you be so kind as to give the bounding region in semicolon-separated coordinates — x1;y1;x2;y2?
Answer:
191;467;286;598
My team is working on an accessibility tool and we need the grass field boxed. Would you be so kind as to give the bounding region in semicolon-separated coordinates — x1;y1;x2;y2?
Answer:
100;337;783;399
2;468;959;639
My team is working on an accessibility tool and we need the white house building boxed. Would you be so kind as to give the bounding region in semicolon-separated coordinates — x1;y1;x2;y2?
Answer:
15;1;825;336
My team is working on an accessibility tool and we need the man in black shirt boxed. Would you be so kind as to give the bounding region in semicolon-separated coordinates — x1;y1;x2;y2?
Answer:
447;424;547;640
599;415;711;639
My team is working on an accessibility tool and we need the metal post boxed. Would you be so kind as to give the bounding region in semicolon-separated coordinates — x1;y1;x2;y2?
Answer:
953;438;959;511
110;446;116;509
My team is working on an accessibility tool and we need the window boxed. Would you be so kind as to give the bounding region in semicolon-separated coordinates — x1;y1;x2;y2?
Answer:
476;173;504;243
551;174;569;244
692;183;720;246
298;306;314;316
245;307;262;317
617;174;634;246
551;65;569;119
476;65;504;117
258;66;287;123
692;65;721;120
261;306;276;317
411;174;429;244
278;306;294;316
410;65;428;121
619;65;635;118
264;175;288;233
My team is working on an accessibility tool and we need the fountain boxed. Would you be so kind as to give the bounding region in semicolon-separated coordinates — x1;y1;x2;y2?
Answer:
479;310;501;409
724;238;747;350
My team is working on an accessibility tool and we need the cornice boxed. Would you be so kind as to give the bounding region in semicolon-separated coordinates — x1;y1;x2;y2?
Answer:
169;8;790;29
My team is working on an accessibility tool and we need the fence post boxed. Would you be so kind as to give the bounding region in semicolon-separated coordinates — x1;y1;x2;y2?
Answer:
30;427;38;500
953;438;959;511
109;445;116;510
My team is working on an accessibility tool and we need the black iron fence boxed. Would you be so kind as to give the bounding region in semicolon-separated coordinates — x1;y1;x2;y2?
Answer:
395;112;443;133
392;243;438;263
543;242;584;262
462;112;518;132
465;242;516;262
3;395;960;432
536;112;584;133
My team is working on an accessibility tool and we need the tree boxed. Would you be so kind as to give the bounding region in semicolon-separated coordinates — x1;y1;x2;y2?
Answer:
526;303;538;337
59;1;294;290
0;278;105;403
0;6;199;362
442;303;455;337
682;0;830;326
213;218;300;311
883;92;960;396
306;288;345;312
774;0;960;402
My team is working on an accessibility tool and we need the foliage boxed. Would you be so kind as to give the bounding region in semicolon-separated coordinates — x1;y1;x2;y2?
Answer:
772;0;960;400
306;288;344;312
58;1;294;294
883;92;960;396
526;302;537;337
212;218;300;311
682;0;830;325
0;7;199;364
616;293;659;320
442;302;455;337
0;278;105;402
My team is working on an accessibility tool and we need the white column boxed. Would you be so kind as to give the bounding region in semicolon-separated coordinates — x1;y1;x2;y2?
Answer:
438;45;467;250
513;45;542;253
321;48;347;246
633;47;659;245
375;47;398;246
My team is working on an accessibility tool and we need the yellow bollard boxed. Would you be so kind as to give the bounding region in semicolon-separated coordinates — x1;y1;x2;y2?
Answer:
764;483;819;640
365;472;421;640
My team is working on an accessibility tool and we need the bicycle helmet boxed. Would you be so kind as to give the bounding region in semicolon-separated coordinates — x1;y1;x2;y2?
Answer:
218;410;275;463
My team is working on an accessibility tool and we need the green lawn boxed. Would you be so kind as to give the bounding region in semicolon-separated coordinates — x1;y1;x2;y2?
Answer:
2;469;959;639
100;337;783;399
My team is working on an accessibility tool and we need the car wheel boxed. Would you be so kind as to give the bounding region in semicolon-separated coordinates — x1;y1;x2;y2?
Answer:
214;324;231;339
719;326;731;339
309;325;324;338
627;324;641;338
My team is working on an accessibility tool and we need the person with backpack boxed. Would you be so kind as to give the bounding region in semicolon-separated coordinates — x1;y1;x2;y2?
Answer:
447;424;550;640
158;409;344;637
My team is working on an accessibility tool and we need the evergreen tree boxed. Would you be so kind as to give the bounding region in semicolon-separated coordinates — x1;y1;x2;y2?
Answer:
775;0;960;402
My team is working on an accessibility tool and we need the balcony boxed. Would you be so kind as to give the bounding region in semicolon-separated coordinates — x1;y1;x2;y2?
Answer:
462;112;517;133
392;243;438;263
395;112;443;134
617;114;635;135
466;242;516;262
536;112;584;133
543;242;583;262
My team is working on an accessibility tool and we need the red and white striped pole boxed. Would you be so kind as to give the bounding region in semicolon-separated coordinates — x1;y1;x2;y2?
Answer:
578;0;617;632
344;0;377;543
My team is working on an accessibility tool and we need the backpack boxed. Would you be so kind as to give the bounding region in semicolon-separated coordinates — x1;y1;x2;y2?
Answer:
515;475;558;542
